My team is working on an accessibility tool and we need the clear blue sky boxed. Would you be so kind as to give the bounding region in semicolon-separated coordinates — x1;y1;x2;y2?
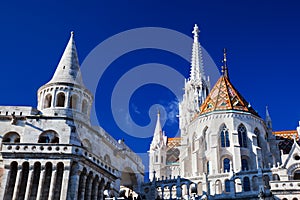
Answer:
0;1;300;171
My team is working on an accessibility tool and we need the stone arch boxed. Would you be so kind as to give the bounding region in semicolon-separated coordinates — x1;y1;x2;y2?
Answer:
85;171;94;200
243;176;251;191
293;169;300;180
82;99;88;114
56;92;66;107
215;179;222;194
181;184;188;198
241;156;250;171
263;174;271;189
225;179;231;193
120;167;138;191
70;94;79;109
238;124;247;148
252;176;259;191
2;131;20;143
44;93;52;108
38;130;59;143
273;174;280;181
189;182;197;196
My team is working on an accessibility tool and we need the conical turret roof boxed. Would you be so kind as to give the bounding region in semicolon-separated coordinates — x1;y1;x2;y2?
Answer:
48;31;84;86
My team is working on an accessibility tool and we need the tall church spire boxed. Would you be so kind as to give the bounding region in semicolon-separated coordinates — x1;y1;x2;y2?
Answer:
190;24;205;82
150;111;166;151
48;31;84;86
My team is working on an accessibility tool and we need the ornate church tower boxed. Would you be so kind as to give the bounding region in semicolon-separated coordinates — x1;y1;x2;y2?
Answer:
149;111;167;181
179;24;210;135
37;31;93;125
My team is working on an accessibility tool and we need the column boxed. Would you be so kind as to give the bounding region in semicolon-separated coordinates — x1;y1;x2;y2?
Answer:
169;185;172;200
67;170;81;199
79;175;87;200
0;165;10;199
85;175;92;200
60;165;70;200
12;165;22;200
48;167;57;200
36;165;46;200
24;166;34;200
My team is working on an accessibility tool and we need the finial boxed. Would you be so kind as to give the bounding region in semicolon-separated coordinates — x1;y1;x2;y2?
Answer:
192;24;200;41
70;31;74;36
157;109;160;116
221;48;229;78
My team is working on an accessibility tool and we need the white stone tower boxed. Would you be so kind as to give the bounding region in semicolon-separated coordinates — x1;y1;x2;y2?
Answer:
37;31;93;125
149;111;167;181
179;24;210;136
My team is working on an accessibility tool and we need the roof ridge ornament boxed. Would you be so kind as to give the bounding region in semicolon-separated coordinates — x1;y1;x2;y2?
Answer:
221;48;229;79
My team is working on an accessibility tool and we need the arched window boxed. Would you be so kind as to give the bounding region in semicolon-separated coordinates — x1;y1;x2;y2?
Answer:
82;99;88;114
220;124;230;147
203;127;208;150
38;131;59;143
241;159;249;171
206;161;210;174
273;174;280;181
104;154;111;164
293;170;300;180
252;176;259;191
263;175;270;189
225;179;231;192
44;94;52;108
70;94;78;109
2;132;20;143
243;177;250;191
56;92;65;107
223;158;230;173
238;124;247;148
254;128;261;148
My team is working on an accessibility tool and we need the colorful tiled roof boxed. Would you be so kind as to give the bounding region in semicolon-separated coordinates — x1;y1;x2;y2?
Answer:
200;75;258;116
167;137;181;148
273;130;299;140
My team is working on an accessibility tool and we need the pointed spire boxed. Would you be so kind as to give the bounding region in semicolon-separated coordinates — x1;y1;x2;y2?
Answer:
48;31;84;86
221;48;229;78
190;24;205;82
266;106;272;129
150;110;165;150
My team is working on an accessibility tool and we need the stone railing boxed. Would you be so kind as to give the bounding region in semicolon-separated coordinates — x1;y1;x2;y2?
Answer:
270;180;300;191
1;143;119;177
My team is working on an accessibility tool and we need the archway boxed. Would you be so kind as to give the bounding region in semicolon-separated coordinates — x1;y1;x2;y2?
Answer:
120;167;138;199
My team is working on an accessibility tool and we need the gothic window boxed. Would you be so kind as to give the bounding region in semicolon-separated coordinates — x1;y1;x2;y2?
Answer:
38;130;59;143
70;94;78;109
243;177;251;191
220;124;230;147
82;99;88;114
225;179;231;192
254;128;262;148
223;158;230;173
238;124;247;148
241;159;249;171
155;155;158;163
2;132;20;143
263;175;270;189
56;92;65;107
44;94;52;108
203;127;208;150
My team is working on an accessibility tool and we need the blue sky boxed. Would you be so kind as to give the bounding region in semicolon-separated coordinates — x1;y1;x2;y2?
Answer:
1;0;300;172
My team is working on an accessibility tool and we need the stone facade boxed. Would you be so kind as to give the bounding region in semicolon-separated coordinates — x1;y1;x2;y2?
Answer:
0;32;144;199
147;25;300;200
